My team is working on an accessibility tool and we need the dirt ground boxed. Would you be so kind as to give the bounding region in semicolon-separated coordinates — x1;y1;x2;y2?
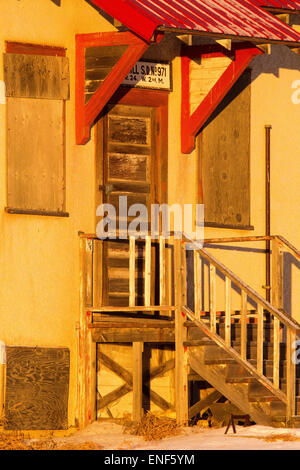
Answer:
2;421;300;450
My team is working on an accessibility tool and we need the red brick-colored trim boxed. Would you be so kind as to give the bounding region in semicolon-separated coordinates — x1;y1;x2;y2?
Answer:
75;31;163;145
181;43;263;154
6;41;66;56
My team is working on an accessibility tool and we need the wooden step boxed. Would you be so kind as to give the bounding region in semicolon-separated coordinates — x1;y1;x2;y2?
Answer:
248;381;300;403
217;323;274;342
226;362;300;383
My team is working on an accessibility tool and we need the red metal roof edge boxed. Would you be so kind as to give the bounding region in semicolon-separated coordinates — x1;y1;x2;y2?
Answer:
90;0;300;44
89;0;160;42
252;0;300;12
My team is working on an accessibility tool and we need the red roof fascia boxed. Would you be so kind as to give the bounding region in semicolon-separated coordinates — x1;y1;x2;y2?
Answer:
89;0;161;42
251;0;300;11
181;43;263;153
90;0;300;43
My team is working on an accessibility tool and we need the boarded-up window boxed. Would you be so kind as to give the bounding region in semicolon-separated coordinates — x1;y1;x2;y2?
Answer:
4;46;70;216
199;70;251;229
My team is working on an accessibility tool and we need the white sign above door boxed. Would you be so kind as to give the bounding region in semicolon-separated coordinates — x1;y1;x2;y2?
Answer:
122;61;172;91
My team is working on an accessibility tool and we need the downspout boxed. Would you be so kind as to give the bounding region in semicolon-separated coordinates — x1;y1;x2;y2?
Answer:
265;125;272;303
0;341;5;422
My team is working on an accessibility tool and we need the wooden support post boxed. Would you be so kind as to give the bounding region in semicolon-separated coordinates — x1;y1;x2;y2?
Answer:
93;239;103;308
159;235;166;306
78;237;86;428
225;277;231;347
210;265;216;333
257;305;264;375
174;239;188;426
129;236;136;307
273;317;280;389
145;235;151;307
86;315;97;424
286;329;296;425
78;237;96;429
132;341;143;422
241;290;247;361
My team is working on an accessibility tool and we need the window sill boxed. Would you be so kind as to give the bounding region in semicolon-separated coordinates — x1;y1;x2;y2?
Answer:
5;207;69;217
204;221;254;230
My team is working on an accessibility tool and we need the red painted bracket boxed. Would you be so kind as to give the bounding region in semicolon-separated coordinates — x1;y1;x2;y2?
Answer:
181;43;264;154
76;31;162;145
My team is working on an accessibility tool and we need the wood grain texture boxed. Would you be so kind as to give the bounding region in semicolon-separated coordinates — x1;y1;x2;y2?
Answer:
200;70;251;227
5;347;70;430
4;54;69;100
7;98;65;213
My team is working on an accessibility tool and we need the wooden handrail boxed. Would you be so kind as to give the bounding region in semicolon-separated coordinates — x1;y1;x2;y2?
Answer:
196;246;300;332
276;235;300;260
182;306;287;403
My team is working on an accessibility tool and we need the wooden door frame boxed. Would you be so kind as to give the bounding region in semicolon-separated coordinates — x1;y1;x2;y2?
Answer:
95;87;169;223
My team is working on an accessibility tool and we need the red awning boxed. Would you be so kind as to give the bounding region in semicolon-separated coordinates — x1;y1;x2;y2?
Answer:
252;0;300;11
91;0;300;43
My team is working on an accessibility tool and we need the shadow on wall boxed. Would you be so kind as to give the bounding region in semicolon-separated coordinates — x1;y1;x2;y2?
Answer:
283;251;300;316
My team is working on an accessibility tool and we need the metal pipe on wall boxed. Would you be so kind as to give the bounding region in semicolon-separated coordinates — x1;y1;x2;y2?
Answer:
265;125;272;303
0;341;6;422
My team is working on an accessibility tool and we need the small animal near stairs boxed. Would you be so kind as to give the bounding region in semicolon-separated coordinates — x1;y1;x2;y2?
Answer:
78;233;300;429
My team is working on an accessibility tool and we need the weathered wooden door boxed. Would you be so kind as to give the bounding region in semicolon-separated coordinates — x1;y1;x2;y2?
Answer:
99;104;158;306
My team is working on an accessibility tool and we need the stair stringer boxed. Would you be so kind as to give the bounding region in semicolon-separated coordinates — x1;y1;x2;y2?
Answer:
189;345;274;426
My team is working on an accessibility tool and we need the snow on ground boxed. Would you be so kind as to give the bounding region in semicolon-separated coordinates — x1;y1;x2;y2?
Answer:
50;421;300;450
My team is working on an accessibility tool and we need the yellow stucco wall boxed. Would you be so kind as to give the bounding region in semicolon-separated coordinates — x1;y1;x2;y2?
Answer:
0;0;117;427
1;0;300;429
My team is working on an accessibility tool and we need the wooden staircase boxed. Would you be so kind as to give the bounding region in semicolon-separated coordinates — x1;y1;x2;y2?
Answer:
79;232;300;429
178;234;300;428
186;323;300;427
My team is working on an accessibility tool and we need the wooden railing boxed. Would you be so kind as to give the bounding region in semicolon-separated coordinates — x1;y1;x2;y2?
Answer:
182;233;300;425
78;232;300;426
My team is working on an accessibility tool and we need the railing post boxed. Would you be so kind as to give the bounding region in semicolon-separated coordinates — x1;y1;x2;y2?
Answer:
194;252;202;320
225;277;231;347
159;235;166;306
286;329;296;425
129;236;136;307
241;290;247;361
272;237;283;309
272;237;283;389
174;239;188;426
144;235;151;307
257;304;264;375
210;265;216;333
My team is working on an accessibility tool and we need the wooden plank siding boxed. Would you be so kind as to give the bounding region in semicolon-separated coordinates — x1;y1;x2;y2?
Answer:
199;70;251;228
6;98;66;213
4;53;69;100
190;55;232;114
85;45;128;103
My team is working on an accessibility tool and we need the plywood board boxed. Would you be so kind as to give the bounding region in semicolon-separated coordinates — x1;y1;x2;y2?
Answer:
200;71;251;228
4;54;69;100
7;97;65;212
5;347;70;430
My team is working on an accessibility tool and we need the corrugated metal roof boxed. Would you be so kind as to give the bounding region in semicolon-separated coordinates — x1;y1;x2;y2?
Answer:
91;0;300;43
253;0;300;11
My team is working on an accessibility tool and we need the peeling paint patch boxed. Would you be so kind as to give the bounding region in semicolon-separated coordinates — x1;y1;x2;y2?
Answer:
0;81;6;104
